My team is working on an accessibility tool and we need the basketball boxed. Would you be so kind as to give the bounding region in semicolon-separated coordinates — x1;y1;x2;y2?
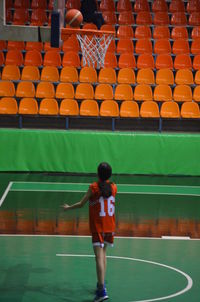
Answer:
65;9;83;27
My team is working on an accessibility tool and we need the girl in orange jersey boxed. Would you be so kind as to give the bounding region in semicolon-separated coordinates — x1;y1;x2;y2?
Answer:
62;162;117;302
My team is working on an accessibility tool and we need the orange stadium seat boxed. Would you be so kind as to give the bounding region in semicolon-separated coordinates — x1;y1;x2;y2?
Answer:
156;69;174;85
193;55;200;70
95;84;113;100
0;97;18;114
75;83;94;100
154;84;172;102
189;12;200;26
181;102;200;118
137;54;154;69
136;11;152;25
7;41;25;50
154;39;171;54
60;99;79;116
193;86;200;102
14;0;30;8
187;0;200;13
18;98;38;114
117;25;134;39
41;66;59;82
0;81;15;97
6;0;13;8
140;101;160;118
135;39;152;54
5;50;23;66
44;42;61;52
25;41;43;51
171;12;187;25
21;66;40;81
98;68;116;84
24;50;43;66
65;0;81;10
155;54;173;69
172;40;190;54
118;11;134;25
62;51;80;68
175;69;194;85
117;0;132;11
106;40;116;53
13;8;29;25
134;84;153;101
16;81;35;98
100;100;119;117
82;23;98;30
80;100;99;116
31;0;47;9
137;68;155;85
100;0;115;12
153;26;170;39
39;98;58;115
154;12;169;25
2;65;20;81
120;101;139;117
0;41;7;50
191;39;200;55
118;53;136;69
192;27;200;40
117;38;134;54
114;84;133;101
160;101;180;118
195;70;200;84
60;66;78;83
171;27;188;40
135;26;151;39
102;11;117;25
62;35;80;52
173;85;193;102
36;82;55;98
56;83;74;99
134;0;149;12
100;24;115;32
30;9;47;26
0;52;4;66
6;9;13;23
44;50;61;67
174;54;192;69
117;68;135;84
152;0;168;12
79;67;97;83
104;52;117;68
169;0;185;12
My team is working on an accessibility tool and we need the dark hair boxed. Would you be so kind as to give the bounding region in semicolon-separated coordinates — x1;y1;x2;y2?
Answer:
98;162;112;198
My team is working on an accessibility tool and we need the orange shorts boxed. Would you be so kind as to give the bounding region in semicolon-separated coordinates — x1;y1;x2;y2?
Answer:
92;232;114;248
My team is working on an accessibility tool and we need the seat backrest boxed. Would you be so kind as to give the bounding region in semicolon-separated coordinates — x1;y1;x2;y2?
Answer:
25;41;43;52
118;53;136;68
140;101;160;117
60;99;79;116
98;68;116;84
136;11;152;25
194;70;200;84
156;68;174;85
114;84;133;101
135;26;151;39
6;50;23;66
56;83;75;99
19;97;38;114
0;81;15;97
62;35;80;52
137;68;155;84
152;0;168;12
104;52;117;68
7;41;25;50
117;25;134;39
44;50;61;67
24;49;43;66
155;54;173;69
0;40;7;51
95;84;113;100
134;84;153;101
118;11;133;25
43;42;61;53
169;0;185;12
117;68;135;84
171;27;188;40
193;86;200;102
181;101;200;118
160;101;180;118
189;12;200;26
31;0;47;9
154;39;171;54
174;54;192;69
0;97;18;114
193;54;200;70
134;0;150;12
187;0;200;13
2;65;20;81
41;66;59;82
135;39;152;54
39;98;59;115
172;40;190;54
100;100;119;117
75;83;94;99
154;84;172;102
153;26;170;39
31;8;47;25
13;8;29;24
173;84;192;102
191;39;200;55
14;0;30;8
80;99;99;116
21;66;40;81
120;101;139;117
79;67;97;83
60;66;78;83
117;38;134;54
192;26;200;40
100;0;115;11
137;54;155;69
102;11;117;24
175;69;194;85
171;12;187;25
16;81;35;98
153;12;169;25
0;52;4;66
36;82;55;98
62;51;80;68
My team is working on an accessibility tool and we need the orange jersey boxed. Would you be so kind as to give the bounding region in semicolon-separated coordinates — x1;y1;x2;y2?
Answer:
89;181;117;233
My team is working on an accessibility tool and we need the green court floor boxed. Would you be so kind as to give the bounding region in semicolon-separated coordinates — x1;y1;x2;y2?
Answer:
0;235;199;302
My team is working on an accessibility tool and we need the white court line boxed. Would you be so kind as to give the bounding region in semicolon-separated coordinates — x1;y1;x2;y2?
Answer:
0;182;12;207
56;253;193;302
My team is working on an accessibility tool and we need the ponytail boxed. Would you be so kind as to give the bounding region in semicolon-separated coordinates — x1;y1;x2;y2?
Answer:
99;181;112;198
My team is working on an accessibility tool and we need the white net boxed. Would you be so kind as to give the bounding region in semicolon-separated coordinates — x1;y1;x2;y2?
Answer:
77;34;113;69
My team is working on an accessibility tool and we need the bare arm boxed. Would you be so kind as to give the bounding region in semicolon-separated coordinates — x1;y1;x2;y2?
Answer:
61;188;92;210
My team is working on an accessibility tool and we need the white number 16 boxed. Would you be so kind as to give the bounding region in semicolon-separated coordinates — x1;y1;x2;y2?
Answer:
99;196;115;217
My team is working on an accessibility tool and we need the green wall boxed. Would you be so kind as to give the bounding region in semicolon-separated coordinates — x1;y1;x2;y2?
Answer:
0;128;200;175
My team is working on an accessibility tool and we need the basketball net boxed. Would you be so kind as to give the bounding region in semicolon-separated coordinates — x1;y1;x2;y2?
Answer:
77;34;113;69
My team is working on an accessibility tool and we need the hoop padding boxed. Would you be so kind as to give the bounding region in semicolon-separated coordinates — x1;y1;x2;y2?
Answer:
77;34;113;68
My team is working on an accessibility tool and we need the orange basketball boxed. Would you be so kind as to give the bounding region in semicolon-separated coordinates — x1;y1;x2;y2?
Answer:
65;9;83;27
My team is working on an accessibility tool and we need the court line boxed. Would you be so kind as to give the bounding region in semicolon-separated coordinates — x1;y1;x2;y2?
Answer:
56;253;193;302
0;182;12;207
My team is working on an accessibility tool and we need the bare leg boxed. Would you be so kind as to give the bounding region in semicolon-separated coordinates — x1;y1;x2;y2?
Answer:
93;246;105;287
103;245;107;280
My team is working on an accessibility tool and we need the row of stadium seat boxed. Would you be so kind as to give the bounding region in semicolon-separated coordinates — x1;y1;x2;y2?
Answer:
1;81;200;102
1;51;200;70
6;0;54;9
1;66;200;86
1;97;200;118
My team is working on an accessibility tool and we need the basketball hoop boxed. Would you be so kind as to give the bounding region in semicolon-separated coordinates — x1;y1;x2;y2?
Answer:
61;27;115;68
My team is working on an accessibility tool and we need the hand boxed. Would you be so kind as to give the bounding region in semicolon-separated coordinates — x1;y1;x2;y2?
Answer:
61;204;71;210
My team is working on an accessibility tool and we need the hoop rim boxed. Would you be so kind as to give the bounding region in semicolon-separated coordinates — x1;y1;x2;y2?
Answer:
61;27;115;40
